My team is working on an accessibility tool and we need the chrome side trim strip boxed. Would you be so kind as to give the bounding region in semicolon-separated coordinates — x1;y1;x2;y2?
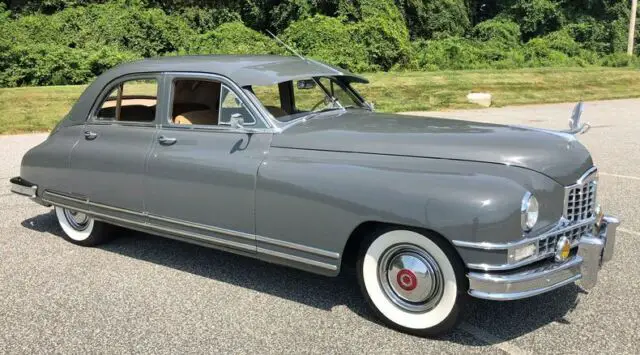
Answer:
257;247;338;271
44;198;254;252
147;214;255;241
44;191;87;203
256;235;340;260
452;217;595;250
92;200;146;217
42;193;340;270
147;221;254;252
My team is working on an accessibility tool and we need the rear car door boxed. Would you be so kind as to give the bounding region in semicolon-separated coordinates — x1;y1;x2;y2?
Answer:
68;75;159;221
143;73;273;253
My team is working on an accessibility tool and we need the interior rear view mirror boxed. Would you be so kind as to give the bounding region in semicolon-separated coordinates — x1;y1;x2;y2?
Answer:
297;79;316;90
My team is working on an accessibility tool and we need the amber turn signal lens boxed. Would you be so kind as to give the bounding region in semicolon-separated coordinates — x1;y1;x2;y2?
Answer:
555;237;571;262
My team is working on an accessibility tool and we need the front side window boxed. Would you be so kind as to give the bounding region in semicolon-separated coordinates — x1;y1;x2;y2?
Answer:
219;86;256;126
96;79;158;122
171;79;256;127
249;77;364;123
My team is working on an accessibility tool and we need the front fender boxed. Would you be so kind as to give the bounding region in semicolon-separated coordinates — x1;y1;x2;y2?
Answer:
255;148;564;274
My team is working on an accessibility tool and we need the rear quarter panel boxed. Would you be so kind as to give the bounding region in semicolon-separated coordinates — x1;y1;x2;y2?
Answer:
20;125;83;197
255;148;564;275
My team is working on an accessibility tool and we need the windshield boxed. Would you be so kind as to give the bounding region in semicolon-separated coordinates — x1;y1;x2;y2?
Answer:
246;76;366;123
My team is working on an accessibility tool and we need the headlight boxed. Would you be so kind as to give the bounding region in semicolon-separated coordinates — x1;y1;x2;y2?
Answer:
521;192;539;231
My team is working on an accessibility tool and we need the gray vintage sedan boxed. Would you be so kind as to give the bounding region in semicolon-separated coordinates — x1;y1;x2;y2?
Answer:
11;55;619;336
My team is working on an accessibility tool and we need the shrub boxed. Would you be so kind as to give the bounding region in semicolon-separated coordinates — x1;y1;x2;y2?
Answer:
188;21;280;55
282;15;372;72
541;30;582;57
472;19;521;47
523;38;573;67
565;21;611;54
0;44;92;87
506;0;564;40
269;0;312;32
396;0;470;39
412;38;484;71
600;53;640;68
176;6;241;33
354;16;412;70
4;3;194;56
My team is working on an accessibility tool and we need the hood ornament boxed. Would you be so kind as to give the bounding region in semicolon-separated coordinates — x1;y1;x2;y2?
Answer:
563;102;591;135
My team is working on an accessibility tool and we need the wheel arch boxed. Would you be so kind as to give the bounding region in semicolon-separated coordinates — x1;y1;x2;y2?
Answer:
340;221;466;275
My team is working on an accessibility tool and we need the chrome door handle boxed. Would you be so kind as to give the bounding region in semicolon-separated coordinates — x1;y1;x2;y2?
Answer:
158;135;177;146
84;131;98;140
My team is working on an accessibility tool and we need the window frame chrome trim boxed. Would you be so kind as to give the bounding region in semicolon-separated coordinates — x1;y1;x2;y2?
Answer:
160;72;280;133
88;73;162;125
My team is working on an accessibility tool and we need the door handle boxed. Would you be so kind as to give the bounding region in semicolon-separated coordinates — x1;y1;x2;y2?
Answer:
84;130;98;140
158;135;177;146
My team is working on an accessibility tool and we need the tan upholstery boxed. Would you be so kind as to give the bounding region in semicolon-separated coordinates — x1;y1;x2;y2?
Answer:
174;110;218;125
265;105;288;118
102;98;156;108
171;80;221;126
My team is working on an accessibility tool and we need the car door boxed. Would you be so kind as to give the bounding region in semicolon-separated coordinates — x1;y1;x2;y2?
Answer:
68;75;159;222
143;73;273;253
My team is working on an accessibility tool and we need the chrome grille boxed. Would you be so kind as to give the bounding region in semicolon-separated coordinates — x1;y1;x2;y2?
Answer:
563;169;598;223
536;168;598;257
537;223;592;255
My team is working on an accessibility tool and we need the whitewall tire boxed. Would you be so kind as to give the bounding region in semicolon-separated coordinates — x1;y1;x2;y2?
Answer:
55;206;113;246
357;228;467;337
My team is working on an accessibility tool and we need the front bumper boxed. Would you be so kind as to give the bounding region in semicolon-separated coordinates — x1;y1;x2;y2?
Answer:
468;215;619;301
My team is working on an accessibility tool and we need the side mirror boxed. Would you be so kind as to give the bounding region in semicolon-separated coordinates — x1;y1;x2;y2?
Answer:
230;113;244;129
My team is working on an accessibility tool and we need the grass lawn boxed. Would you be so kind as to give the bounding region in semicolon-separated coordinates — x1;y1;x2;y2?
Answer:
1;67;639;134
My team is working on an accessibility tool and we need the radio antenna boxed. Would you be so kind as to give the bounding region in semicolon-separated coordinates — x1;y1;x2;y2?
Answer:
266;30;307;62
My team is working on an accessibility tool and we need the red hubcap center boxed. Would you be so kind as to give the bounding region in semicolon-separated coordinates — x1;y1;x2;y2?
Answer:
396;269;418;291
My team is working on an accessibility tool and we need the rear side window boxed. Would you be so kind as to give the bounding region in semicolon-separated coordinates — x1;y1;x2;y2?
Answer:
96;79;158;122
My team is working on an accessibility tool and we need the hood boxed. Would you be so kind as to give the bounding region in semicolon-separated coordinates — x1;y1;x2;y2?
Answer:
271;111;593;186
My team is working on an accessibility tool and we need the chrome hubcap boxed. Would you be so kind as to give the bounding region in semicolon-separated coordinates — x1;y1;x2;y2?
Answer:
63;209;90;231
378;244;444;312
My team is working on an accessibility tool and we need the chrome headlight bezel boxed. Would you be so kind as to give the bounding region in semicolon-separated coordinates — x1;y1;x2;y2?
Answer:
521;192;539;232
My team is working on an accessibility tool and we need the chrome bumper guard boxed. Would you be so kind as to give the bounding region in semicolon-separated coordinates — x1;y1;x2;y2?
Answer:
468;215;619;301
10;177;37;197
9;177;50;206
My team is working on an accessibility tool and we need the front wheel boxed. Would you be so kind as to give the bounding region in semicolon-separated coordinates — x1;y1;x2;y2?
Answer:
55;206;114;246
356;228;468;337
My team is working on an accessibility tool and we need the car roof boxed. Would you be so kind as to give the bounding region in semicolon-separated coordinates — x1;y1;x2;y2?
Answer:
106;55;369;86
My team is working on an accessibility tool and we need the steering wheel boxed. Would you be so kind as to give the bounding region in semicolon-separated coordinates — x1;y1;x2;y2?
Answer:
310;99;326;111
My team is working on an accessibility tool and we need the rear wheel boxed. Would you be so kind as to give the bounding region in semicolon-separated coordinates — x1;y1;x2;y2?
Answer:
55;206;114;246
356;228;467;337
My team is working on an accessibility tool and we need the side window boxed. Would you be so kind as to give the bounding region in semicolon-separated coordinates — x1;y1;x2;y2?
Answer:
96;79;157;122
251;84;286;118
219;86;256;126
171;78;256;127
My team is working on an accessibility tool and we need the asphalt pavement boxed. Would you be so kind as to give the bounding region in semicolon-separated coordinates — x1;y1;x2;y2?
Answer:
1;98;639;354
